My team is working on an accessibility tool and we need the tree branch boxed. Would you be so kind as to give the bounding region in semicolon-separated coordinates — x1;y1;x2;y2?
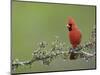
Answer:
12;26;96;72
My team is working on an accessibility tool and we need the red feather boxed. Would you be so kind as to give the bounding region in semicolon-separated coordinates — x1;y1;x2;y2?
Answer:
67;17;82;59
69;28;81;48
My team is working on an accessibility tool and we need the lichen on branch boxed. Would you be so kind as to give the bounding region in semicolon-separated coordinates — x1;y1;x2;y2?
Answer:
12;26;96;72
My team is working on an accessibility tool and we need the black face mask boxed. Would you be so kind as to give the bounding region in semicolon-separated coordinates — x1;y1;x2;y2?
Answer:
68;24;72;31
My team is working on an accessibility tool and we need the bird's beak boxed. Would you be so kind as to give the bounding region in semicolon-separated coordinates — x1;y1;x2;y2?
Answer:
66;24;70;28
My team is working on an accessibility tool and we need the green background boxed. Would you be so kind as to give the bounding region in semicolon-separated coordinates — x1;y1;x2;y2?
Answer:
12;1;96;73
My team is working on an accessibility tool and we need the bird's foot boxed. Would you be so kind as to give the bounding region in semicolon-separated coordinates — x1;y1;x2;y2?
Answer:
69;47;81;54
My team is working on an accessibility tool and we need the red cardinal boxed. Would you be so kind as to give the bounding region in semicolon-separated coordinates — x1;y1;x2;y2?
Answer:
66;16;82;60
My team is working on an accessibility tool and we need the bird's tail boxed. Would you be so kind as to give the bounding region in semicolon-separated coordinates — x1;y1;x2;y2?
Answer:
69;52;77;60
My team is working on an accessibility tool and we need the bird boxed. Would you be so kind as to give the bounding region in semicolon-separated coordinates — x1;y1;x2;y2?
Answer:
66;16;82;60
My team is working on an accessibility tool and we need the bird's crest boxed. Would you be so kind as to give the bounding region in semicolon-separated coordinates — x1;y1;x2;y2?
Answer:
68;16;76;25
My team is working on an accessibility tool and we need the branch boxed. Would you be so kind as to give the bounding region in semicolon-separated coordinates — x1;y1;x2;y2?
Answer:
12;26;96;72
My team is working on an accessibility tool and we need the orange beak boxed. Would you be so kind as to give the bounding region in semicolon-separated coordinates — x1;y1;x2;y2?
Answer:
66;24;70;28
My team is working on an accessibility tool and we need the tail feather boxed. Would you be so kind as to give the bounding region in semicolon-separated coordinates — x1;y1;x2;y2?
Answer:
69;52;77;60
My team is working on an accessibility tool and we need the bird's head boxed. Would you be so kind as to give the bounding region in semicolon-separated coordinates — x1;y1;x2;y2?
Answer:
66;16;77;31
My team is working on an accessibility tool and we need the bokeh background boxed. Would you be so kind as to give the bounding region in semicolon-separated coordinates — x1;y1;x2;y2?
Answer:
12;1;96;73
